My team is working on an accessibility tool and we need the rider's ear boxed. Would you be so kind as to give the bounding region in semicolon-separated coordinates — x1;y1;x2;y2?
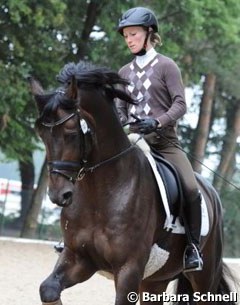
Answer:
66;75;78;100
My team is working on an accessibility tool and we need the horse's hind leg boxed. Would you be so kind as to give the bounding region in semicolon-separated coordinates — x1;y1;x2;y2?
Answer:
40;248;96;304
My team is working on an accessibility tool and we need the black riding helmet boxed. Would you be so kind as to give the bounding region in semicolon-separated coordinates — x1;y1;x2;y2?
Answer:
118;7;158;35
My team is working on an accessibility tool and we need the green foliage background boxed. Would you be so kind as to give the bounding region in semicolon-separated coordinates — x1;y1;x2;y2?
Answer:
0;0;240;254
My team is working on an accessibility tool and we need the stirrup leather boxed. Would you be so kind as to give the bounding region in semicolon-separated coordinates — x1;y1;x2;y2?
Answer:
183;243;203;273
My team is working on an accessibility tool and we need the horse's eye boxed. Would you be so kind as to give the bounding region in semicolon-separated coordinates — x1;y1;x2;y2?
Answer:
64;127;78;135
64;131;78;141
65;130;78;135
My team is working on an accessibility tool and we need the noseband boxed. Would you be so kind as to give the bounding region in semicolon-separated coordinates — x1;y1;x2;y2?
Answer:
42;109;134;183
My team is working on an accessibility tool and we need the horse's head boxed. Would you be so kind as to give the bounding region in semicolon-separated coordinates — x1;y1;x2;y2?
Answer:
29;77;95;207
30;61;134;207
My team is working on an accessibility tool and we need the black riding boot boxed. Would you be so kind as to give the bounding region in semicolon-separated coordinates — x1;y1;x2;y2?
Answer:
183;193;203;272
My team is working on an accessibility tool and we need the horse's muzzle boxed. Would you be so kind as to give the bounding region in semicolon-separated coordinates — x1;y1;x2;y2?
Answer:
48;190;73;207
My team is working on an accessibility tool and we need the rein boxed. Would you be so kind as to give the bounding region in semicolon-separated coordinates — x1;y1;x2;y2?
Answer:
42;110;134;183
78;144;135;178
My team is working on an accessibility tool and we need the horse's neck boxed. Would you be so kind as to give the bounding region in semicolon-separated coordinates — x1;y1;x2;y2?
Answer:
81;92;131;165
91;116;130;163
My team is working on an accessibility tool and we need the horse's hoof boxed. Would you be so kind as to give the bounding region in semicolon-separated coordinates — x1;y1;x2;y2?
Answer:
42;300;63;305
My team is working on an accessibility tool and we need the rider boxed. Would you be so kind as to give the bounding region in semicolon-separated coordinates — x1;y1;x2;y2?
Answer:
116;7;203;272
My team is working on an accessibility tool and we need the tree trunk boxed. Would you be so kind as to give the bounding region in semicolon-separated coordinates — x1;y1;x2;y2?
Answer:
77;0;108;59
17;152;35;230
212;99;240;193
0;114;9;131
21;157;48;238
221;154;236;189
191;73;216;173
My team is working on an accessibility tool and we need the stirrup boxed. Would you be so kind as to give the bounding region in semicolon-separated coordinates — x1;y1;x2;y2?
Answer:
183;243;203;273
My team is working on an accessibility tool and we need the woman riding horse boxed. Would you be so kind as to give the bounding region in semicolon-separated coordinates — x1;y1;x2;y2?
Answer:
30;61;236;305
116;6;202;272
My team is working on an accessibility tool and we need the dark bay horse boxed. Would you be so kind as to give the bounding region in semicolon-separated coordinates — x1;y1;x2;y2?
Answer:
30;61;237;305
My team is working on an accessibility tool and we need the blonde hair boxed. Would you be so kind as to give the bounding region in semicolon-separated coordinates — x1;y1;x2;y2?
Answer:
142;26;162;47
150;32;162;47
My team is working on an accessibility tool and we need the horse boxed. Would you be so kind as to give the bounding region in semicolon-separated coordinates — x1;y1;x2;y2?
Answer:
30;61;237;305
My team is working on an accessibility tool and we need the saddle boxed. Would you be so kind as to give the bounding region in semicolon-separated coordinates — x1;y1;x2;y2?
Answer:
128;134;209;235
128;133;185;228
150;149;184;218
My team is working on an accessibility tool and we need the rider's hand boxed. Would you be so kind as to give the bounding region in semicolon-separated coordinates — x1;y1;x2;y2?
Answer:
130;118;159;134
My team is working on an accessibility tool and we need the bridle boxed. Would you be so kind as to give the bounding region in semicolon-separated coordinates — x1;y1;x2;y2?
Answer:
42;108;134;183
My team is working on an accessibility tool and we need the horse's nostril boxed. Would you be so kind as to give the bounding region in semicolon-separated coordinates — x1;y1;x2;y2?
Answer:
63;191;72;200
61;191;73;207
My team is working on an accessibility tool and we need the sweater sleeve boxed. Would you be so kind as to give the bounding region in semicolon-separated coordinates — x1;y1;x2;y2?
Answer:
115;68;129;124
157;60;186;127
115;97;129;124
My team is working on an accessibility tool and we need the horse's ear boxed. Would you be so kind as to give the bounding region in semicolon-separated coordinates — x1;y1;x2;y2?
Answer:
66;75;78;100
28;76;47;113
28;76;44;95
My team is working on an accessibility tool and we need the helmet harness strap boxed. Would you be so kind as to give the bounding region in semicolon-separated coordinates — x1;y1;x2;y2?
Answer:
133;28;151;56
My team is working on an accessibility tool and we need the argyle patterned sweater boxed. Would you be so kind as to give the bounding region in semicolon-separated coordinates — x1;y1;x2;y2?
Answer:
117;53;186;127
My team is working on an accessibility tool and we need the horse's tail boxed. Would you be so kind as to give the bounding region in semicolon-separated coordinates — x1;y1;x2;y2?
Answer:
216;262;239;304
174;263;238;305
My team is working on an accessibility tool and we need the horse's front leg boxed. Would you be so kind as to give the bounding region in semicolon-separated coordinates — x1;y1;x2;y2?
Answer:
40;247;96;305
139;279;170;305
114;262;144;305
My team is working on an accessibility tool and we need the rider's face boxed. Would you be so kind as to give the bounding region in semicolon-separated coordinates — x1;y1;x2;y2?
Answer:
123;26;148;54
